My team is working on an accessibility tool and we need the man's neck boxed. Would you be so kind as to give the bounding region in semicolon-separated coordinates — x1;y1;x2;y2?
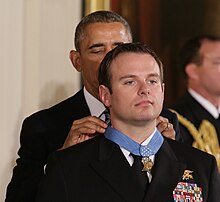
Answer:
84;84;100;101
188;88;220;118
83;87;105;117
111;120;156;144
189;87;220;108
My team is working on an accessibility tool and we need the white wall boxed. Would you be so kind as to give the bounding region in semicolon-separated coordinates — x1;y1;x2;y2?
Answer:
0;0;81;200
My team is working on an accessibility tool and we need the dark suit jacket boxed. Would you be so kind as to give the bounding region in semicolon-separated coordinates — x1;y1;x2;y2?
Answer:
5;89;181;202
171;91;220;145
36;136;220;202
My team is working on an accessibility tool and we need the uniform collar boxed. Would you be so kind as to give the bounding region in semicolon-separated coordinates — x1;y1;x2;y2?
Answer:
189;88;220;119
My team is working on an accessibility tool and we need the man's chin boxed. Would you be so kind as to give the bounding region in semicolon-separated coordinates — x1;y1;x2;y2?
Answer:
136;111;158;119
134;116;155;123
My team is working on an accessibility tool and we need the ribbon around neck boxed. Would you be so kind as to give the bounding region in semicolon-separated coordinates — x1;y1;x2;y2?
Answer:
104;127;164;157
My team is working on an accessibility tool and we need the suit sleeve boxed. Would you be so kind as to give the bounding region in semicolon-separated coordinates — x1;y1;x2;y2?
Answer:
169;112;183;142
35;152;68;202
5;115;50;202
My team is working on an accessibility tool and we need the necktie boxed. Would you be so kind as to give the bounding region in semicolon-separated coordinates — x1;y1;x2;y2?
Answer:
131;154;149;194
103;109;111;126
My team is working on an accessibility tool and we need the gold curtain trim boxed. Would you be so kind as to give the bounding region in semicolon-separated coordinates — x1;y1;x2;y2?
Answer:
84;0;110;16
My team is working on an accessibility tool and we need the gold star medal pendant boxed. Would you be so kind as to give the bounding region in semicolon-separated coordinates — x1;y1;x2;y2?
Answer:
141;156;153;174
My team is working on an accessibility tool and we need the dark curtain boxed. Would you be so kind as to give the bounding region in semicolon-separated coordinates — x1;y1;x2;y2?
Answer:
111;0;220;106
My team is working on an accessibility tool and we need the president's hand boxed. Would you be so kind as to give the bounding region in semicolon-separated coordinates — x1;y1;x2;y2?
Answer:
60;116;108;150
156;116;175;140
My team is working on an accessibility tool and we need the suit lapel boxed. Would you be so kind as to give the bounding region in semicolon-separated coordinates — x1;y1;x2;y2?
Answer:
90;137;187;202
91;138;145;202
144;139;186;202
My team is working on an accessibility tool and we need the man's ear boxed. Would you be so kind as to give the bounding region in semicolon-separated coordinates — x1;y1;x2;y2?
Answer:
69;50;82;72
99;85;111;107
185;63;199;80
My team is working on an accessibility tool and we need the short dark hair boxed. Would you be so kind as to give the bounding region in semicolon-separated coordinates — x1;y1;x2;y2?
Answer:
74;10;133;51
178;34;220;75
98;42;164;93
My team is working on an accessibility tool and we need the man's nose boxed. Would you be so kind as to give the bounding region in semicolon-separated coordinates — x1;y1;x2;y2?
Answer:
138;82;150;96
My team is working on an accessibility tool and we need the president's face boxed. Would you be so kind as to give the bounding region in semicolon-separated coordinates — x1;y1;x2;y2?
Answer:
75;22;131;99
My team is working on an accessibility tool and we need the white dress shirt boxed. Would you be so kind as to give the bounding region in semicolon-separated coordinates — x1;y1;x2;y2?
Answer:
83;87;106;118
189;89;220;119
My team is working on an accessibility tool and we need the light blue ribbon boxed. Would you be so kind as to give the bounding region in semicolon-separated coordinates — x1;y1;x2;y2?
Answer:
104;127;164;157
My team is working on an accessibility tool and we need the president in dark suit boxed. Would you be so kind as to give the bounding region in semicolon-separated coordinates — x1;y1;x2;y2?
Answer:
36;43;220;202
5;11;180;202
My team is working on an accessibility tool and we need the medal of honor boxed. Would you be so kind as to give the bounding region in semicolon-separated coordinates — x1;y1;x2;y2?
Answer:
141;156;153;173
105;128;163;175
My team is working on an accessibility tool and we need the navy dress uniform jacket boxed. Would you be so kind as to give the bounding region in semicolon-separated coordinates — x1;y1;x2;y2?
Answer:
36;136;220;202
171;91;220;145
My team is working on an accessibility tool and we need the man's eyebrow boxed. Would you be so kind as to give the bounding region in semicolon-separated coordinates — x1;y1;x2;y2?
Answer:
88;42;124;50
119;73;160;80
119;75;136;80
147;73;160;78
88;43;104;49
